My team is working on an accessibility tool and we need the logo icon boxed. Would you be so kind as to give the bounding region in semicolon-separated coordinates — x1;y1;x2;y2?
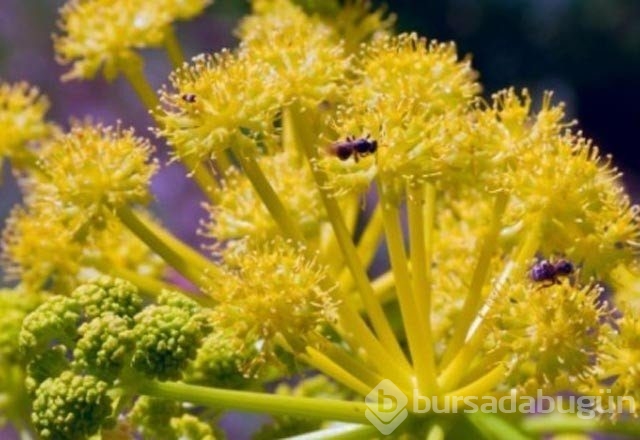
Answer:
365;379;409;435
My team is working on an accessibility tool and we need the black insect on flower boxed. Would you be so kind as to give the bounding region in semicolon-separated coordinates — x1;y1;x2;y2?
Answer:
181;93;197;103
529;258;575;286
329;135;377;162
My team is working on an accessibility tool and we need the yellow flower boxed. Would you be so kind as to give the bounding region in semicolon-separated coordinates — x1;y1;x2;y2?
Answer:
591;307;640;418
487;279;607;394
318;0;396;53
319;32;480;197
157;50;279;162
210;237;337;367
202;151;325;243
481;90;640;278
54;0;212;81
1;205;82;293
0;82;55;170
238;0;350;109
256;0;395;52
35;122;158;224
1;200;164;294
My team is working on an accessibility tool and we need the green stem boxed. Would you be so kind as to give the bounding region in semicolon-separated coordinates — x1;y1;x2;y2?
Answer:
521;413;640;436
139;213;218;274
285;424;380;440
164;25;186;69
438;318;487;392
356;205;384;268
338;205;384;292
230;140;305;242
441;192;508;366
303;347;378;397
137;380;370;424
407;182;438;394
118;57;159;111
444;364;507;398
298;130;409;370
377;180;434;396
466;413;532;440
425;421;449;440
115;206;214;287
119;56;220;204
91;261;214;306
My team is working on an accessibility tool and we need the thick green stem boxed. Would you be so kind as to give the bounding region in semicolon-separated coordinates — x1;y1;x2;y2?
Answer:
230;134;407;381
521;414;640;437
230;141;305;242
441;193;508;366
444;364;507;398
466;413;532;440
164;25;186;69
286;424;380;440
377;180;434;396
119;56;220;204
407;182;438;394
115;206;215;287
118;58;159;111
138;380;370;424
338;206;384;292
297;132;409;370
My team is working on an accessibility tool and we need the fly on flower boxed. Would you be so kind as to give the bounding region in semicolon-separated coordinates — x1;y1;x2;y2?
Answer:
328;135;377;162
181;93;197;103
529;258;575;286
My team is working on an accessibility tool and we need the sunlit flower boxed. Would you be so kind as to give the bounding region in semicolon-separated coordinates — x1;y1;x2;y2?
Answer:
54;0;212;81
35;122;157;223
0;82;55;170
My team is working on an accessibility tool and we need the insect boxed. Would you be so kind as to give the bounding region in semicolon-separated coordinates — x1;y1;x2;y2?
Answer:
329;135;377;162
529;258;575;286
181;93;197;103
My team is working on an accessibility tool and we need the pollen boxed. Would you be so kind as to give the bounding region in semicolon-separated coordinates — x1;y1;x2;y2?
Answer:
35;122;158;221
54;0;212;81
210;237;337;366
0;82;55;169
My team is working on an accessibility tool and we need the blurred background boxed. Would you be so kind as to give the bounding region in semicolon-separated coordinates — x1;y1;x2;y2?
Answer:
1;0;639;243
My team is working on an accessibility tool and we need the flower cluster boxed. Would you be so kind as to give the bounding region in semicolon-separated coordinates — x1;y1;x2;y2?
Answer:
1;0;639;439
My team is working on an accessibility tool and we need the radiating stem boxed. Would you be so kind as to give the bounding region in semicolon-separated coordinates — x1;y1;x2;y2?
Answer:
441;192;508;366
438;325;487;392
466;413;531;440
377;180;434;396
230;133;407;381
118;57;159;111
444;364;507;398
521;414;640;437
139;213;215;272
302;348;378;397
407;181;438;394
164;25;186;69
119;57;220;204
285;424;380;440
115;206;215;287
296;122;409;370
425;421;448;440
230;140;305;242
138;380;370;424
338;206;384;292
